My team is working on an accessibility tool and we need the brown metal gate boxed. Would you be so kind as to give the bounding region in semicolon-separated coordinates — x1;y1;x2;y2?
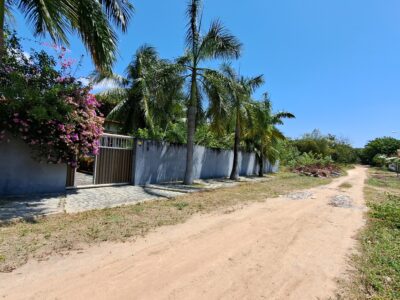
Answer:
66;165;76;187
94;134;134;185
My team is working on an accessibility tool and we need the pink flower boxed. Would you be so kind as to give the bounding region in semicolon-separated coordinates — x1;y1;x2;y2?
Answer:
58;124;66;132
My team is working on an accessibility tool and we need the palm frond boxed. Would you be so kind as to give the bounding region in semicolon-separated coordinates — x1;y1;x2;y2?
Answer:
244;74;264;94
17;0;71;43
126;44;158;80
99;0;134;32
199;19;242;61
90;71;128;87
5;0;16;24
185;0;201;52
202;70;230;134
176;52;193;68
274;112;295;120
67;0;117;72
107;97;128;120
220;62;237;80
97;87;128;99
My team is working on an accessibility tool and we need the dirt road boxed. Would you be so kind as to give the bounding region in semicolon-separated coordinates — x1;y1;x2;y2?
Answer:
0;166;368;300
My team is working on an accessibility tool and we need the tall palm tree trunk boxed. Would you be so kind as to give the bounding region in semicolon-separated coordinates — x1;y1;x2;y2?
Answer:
184;70;198;185
0;0;5;60
258;153;264;177
230;109;240;180
258;145;264;177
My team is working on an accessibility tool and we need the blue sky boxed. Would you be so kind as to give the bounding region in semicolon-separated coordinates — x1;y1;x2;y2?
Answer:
10;0;400;147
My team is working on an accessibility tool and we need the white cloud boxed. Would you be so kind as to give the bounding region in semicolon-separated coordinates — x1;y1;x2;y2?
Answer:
78;77;90;86
77;76;121;93
22;51;31;60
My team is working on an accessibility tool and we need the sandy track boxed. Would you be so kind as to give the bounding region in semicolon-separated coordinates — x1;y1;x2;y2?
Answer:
0;166;367;300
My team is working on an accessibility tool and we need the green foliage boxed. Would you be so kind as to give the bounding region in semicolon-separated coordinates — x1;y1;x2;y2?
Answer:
276;139;301;166
287;152;334;168
362;137;400;165
2;0;134;72
133;123;234;149
95;93;123;118
194;124;234;149
98;45;185;134
287;129;358;165
293;129;332;156
245;95;295;164
372;154;388;167
331;142;359;164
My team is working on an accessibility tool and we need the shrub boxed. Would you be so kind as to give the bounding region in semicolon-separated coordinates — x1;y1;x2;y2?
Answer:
133;123;234;149
362;137;400;165
291;129;358;164
287;152;334;168
293;129;332;157
0;32;103;167
372;154;388;168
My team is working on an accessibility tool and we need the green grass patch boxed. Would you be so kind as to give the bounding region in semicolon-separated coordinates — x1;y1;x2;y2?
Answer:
338;170;400;299
173;202;189;210
354;193;400;299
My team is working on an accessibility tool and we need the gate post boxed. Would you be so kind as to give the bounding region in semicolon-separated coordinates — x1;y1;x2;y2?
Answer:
131;139;137;185
66;165;76;187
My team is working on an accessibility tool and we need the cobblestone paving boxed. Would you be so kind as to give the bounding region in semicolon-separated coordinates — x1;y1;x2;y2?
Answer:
0;176;271;222
65;186;184;213
75;171;94;186
0;195;64;221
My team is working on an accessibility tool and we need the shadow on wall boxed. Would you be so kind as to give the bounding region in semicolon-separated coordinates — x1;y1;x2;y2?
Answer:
133;139;278;185
0;134;67;196
197;146;232;179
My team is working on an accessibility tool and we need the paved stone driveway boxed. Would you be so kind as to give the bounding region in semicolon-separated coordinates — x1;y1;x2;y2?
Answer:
0;176;269;222
65;185;184;213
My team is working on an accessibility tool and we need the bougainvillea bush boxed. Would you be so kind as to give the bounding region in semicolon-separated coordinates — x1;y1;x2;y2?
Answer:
0;32;103;167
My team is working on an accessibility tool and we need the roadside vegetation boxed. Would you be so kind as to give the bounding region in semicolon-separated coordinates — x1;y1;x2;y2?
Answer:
277;129;358;177
337;168;400;299
360;137;400;166
0;172;330;273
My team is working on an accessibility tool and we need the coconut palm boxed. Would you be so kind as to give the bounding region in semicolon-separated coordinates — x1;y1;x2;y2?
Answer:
95;45;185;134
213;65;264;180
0;0;134;72
247;94;295;176
179;0;242;184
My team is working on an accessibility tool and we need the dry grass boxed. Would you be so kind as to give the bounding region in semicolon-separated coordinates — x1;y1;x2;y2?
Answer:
0;172;330;273
367;168;400;190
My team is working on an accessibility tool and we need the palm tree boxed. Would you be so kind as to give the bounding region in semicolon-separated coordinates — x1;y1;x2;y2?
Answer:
0;0;134;72
95;45;185;134
180;0;242;184
214;65;264;180
247;94;295;176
